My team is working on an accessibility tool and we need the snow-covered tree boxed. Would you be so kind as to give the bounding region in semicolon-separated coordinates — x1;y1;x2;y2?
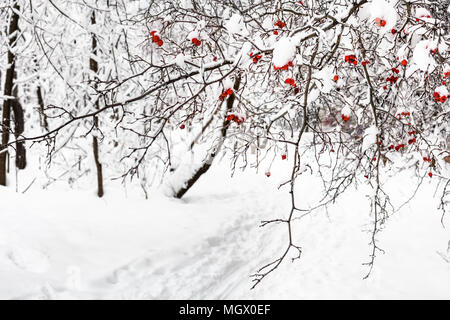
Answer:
1;0;449;286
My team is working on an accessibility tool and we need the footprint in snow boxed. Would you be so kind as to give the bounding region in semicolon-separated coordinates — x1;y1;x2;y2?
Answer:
7;246;50;273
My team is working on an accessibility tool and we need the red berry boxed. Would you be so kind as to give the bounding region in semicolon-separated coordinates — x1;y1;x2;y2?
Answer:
428;172;432;177
266;171;271;177
226;88;233;95
281;154;287;160
157;40;163;47
180;124;185;129
391;28;397;34
273;30;278;35
372;157;376;162
333;75;339;82
401;59;407;66
375;18;387;27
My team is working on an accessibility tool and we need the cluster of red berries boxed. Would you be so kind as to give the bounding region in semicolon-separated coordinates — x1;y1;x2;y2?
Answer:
396;111;410;119
274;20;286;28
219;88;233;101
219;88;233;100
388;143;405;151
407;136;416;145
361;60;370;66
392;67;400;74
249;52;263;64
444;70;450;78
273;60;293;70
433;91;447;103
386;75;399;84
375;18;386;27
416;15;431;22
284;78;296;88
150;31;163;47
191;37;202;46
226;113;245;125
344;54;357;65
424;158;434;177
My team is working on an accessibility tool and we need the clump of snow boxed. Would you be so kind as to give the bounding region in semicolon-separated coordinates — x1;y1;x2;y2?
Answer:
272;37;296;69
341;106;351;117
223;78;234;90
313;66;335;94
368;0;397;32
415;8;431;20
225;14;249;36
444;64;450;77
196;20;206;30
174;54;186;69
434;85;448;97
187;30;199;41
396;43;408;61
412;39;437;72
362;125;379;152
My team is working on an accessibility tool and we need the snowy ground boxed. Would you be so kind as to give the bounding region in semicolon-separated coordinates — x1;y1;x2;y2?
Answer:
0;160;449;300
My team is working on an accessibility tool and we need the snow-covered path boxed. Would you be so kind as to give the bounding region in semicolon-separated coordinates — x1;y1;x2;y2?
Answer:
0;164;449;299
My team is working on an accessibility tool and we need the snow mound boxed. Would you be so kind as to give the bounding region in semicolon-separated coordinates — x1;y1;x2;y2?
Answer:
272;37;296;69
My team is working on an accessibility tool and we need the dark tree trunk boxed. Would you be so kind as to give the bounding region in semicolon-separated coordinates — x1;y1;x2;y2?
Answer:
11;91;26;169
90;10;104;198
0;2;20;186
174;75;241;199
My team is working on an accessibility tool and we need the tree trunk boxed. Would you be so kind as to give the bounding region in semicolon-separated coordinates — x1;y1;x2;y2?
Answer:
11;77;26;170
0;2;20;186
90;10;104;197
174;75;241;199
